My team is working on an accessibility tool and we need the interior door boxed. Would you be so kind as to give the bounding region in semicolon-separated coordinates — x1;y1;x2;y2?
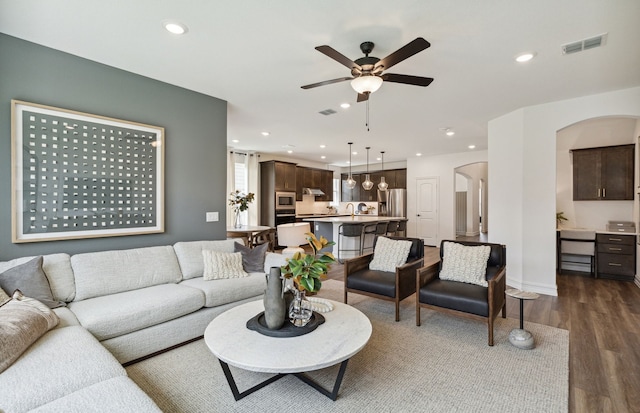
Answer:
416;177;438;246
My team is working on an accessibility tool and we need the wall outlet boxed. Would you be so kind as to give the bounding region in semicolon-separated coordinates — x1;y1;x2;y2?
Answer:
206;212;219;222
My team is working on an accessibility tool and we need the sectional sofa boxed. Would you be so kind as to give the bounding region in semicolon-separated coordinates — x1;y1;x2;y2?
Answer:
0;239;287;412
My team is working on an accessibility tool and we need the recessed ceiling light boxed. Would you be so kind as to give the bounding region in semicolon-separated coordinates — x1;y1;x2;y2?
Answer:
468;145;476;149
346;161;351;164
340;103;351;109
231;139;239;143
287;150;293;154
446;130;455;137
321;155;326;159
515;52;536;63
352;151;358;155
261;131;270;136
320;144;326;148
163;21;188;35
416;153;422;157
376;157;381;161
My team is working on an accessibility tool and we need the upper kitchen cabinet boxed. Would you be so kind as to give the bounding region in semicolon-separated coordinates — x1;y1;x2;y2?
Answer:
261;161;297;194
572;144;634;200
274;161;297;191
295;166;333;201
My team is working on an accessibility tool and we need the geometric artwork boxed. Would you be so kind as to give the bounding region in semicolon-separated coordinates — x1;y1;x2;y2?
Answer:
11;100;164;243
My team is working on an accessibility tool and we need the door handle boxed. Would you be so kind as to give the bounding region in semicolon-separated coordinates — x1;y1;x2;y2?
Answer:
608;263;622;267
416;214;421;217
603;188;606;198
597;188;601;198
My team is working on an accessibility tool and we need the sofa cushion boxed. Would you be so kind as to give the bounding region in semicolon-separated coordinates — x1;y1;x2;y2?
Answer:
264;252;288;273
235;241;269;272
439;241;490;287
29;376;161;413
0;291;60;374
418;278;489;317
0;256;64;308
0;325;126;413
0;253;75;303
203;250;247;280
68;284;205;341
174;239;239;279
180;272;266;307
369;236;412;272
71;246;183;301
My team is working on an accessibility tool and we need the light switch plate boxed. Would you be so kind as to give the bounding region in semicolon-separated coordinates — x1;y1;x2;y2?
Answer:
206;212;219;222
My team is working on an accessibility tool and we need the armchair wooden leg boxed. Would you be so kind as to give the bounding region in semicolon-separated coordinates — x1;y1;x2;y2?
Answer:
416;305;421;326
488;319;494;346
501;302;506;318
395;301;400;322
344;289;348;304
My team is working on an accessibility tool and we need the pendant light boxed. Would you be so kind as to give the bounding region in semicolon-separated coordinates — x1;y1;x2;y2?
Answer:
378;151;389;191
362;147;374;190
346;142;357;189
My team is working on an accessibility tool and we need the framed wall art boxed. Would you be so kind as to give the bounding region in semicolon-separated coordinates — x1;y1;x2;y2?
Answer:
11;100;165;243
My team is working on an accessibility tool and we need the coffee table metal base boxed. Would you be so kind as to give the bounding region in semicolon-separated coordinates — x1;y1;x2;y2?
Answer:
218;359;350;401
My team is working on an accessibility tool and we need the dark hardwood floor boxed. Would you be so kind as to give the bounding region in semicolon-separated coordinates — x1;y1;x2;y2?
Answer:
327;245;640;413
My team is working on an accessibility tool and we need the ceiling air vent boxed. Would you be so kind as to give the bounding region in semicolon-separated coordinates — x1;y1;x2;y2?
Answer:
319;109;337;116
562;33;607;55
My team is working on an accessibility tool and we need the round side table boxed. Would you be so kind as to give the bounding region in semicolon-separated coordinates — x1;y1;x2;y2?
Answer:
505;288;539;350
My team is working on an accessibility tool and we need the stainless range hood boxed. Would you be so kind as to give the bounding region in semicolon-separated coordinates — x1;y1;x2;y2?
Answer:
303;188;325;196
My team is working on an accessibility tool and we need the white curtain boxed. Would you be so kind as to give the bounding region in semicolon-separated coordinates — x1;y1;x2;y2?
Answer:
247;153;259;226
226;150;236;226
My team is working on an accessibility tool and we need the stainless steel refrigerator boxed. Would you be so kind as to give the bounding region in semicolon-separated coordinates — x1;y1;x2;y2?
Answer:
378;189;406;217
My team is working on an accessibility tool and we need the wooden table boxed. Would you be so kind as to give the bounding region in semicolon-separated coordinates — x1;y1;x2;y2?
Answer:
226;225;272;247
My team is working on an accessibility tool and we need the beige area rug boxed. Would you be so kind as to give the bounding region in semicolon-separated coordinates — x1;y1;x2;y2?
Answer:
127;280;568;413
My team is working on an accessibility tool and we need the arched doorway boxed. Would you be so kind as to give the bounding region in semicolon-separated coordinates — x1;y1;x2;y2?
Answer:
454;162;488;242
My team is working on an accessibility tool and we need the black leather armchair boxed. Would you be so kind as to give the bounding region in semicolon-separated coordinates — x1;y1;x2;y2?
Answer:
344;236;424;321
416;240;506;346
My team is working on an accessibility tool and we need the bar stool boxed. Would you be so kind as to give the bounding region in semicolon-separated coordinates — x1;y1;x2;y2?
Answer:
337;223;364;263
362;222;389;254
386;220;399;236
396;220;407;237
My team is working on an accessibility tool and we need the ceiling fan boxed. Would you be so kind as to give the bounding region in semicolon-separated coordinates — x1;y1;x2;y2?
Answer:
301;37;434;102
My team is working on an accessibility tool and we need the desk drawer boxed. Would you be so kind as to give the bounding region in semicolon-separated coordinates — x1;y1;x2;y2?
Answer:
597;243;635;255
597;253;635;276
596;234;635;245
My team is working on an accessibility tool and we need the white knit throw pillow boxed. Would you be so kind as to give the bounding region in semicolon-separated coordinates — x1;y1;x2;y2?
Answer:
439;242;490;287
369;236;412;272
202;250;247;280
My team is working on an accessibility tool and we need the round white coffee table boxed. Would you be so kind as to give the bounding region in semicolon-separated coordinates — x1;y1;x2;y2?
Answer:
204;299;372;401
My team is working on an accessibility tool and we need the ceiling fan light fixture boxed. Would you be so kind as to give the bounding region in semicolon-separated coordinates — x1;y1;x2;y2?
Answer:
351;75;383;94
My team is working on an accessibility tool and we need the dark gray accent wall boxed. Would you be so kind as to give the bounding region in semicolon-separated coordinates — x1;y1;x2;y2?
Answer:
0;34;228;260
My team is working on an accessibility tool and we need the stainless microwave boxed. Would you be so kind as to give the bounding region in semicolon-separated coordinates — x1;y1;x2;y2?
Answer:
275;191;296;210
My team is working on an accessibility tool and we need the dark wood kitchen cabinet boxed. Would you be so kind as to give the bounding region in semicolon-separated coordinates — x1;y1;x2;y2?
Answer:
596;233;636;281
296;166;334;201
274;161;297;191
341;168;407;201
573;144;634;200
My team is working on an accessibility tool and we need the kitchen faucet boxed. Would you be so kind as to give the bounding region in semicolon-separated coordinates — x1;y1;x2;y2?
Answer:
346;203;354;217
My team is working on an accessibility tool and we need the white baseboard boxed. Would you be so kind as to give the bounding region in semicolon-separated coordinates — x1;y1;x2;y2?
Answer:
506;276;558;297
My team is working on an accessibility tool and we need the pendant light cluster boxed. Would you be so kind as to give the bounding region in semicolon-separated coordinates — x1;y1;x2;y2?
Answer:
345;143;389;192
378;151;388;191
346;142;357;189
362;147;374;190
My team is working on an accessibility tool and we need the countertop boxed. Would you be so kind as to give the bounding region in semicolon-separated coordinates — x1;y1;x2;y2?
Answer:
557;228;638;236
295;214;350;219
301;215;406;224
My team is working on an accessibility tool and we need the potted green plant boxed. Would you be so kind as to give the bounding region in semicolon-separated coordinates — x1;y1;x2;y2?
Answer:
556;212;568;228
280;232;335;326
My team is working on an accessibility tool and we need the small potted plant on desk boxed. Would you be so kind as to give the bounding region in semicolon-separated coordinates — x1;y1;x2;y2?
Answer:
281;233;335;326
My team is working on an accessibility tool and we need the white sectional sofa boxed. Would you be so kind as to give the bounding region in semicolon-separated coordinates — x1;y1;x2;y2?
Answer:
0;239;287;412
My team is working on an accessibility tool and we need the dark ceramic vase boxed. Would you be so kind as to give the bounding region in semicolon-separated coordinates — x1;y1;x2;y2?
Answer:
263;267;286;329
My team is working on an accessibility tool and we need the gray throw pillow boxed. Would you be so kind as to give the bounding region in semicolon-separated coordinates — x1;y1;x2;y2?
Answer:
234;242;269;273
0;256;64;309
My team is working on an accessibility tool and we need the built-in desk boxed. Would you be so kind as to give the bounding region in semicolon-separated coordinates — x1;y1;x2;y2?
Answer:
557;229;637;281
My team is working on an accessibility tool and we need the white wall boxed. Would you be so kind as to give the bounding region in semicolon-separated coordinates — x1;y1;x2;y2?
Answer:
407;150;488;244
489;86;640;296
556;117;638;230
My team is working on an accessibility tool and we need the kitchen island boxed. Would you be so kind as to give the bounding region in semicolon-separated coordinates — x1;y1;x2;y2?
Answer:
302;215;407;260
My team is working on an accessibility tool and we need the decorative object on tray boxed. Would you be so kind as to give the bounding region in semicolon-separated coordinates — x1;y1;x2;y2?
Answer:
263;267;286;329
281;232;335;326
306;296;334;313
228;190;255;228
246;311;325;337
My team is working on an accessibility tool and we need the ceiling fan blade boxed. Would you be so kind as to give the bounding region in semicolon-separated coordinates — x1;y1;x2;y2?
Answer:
315;45;362;71
356;92;369;103
301;77;353;89
381;73;434;87
375;37;431;71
